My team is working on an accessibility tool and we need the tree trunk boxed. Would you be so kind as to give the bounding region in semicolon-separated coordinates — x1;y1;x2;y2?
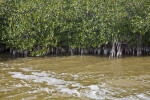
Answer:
97;48;101;55
51;48;54;55
23;50;28;57
13;49;17;57
81;48;83;56
10;48;13;54
132;48;135;56
110;41;116;58
117;42;122;58
69;47;73;56
61;48;65;54
137;34;142;57
104;44;108;57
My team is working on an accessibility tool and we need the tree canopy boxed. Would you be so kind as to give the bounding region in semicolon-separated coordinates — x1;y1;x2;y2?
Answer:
0;0;150;57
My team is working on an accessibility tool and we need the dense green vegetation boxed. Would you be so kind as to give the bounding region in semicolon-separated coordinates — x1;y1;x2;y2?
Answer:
0;0;150;57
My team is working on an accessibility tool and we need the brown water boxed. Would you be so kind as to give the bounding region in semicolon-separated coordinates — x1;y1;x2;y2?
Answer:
0;53;150;100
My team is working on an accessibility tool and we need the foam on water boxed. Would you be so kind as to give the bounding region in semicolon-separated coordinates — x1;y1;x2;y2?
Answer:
60;87;80;96
8;68;150;100
136;93;150;100
0;63;9;67
9;72;74;85
88;85;99;90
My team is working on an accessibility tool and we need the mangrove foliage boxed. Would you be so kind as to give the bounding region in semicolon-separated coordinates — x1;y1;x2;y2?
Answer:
0;0;150;57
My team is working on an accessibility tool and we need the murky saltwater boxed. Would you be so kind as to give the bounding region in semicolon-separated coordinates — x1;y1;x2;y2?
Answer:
0;53;150;100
